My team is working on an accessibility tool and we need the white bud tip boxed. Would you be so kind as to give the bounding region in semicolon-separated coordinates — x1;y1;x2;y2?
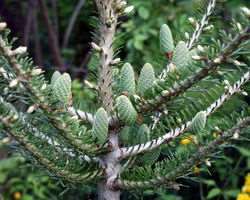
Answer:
111;58;121;65
9;79;19;88
197;45;205;52
236;23;242;31
12;46;27;55
188;17;196;25
192;55;202;60
223;80;230;86
241;7;250;17
0;22;7;31
124;5;134;14
27;105;36;113
31;68;43;76
91;42;102;52
184;32;190;39
204;25;214;31
241;91;248;96
213;57;222;64
41;84;47;90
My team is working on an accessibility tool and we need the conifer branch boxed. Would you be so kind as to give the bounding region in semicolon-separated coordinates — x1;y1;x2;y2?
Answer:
117;117;250;189
0;97;100;164
119;71;250;159
68;107;94;124
187;0;216;49
0;33;100;154
140;26;250;113
3;129;103;183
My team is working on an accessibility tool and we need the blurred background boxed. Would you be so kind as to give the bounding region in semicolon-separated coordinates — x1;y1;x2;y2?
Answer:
0;0;250;199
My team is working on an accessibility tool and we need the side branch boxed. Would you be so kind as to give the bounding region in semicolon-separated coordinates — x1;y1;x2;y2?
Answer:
187;0;216;49
119;71;250;159
4;130;103;183
141;26;250;113
116;117;250;189
0;32;100;154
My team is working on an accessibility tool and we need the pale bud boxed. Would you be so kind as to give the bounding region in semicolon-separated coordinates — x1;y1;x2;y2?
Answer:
205;159;212;167
204;25;214;31
124;5;134;14
241;7;250;17
236;22;242;31
41;84;47;90
110;58;121;65
91;42;102;52
213;57;222;64
0;22;7;31
12;114;19;121
241;91;248;96
223;80;230;86
168;62;176;72
192;55;203;61
2;137;10;144
232;59;242;66
161;90;169;96
12;46;27;55
233;131;239;139
188;17;196;26
197;45;205;52
27;105;36;113
9;79;19;88
184;32;190;39
215;126;220;131
31;68;43;76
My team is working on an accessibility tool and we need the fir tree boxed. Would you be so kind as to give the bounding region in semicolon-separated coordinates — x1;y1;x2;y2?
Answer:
0;1;250;199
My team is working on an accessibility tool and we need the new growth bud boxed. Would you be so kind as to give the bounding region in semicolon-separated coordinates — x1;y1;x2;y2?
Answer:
11;46;27;56
0;22;7;31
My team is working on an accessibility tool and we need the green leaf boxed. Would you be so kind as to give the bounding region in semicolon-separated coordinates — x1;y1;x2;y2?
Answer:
119;63;136;96
116;95;137;125
138;63;155;96
160;24;174;53
172;41;190;69
207;188;221;199
92;107;109;144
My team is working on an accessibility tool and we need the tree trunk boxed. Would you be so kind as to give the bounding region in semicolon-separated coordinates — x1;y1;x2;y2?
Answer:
97;133;121;200
98;182;120;200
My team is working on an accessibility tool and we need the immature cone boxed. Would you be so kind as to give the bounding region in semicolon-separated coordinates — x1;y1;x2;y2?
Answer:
52;72;72;106
51;71;61;85
119;63;135;96
116;95;137;125
92;107;109;144
190;111;207;133
137;124;150;143
172;41;190;69
138;63;156;96
160;24;174;55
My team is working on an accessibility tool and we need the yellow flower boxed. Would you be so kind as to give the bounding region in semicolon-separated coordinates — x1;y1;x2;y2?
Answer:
245;174;250;186
180;138;192;145
13;192;22;200
237;193;250;200
193;166;200;175
242;185;250;193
